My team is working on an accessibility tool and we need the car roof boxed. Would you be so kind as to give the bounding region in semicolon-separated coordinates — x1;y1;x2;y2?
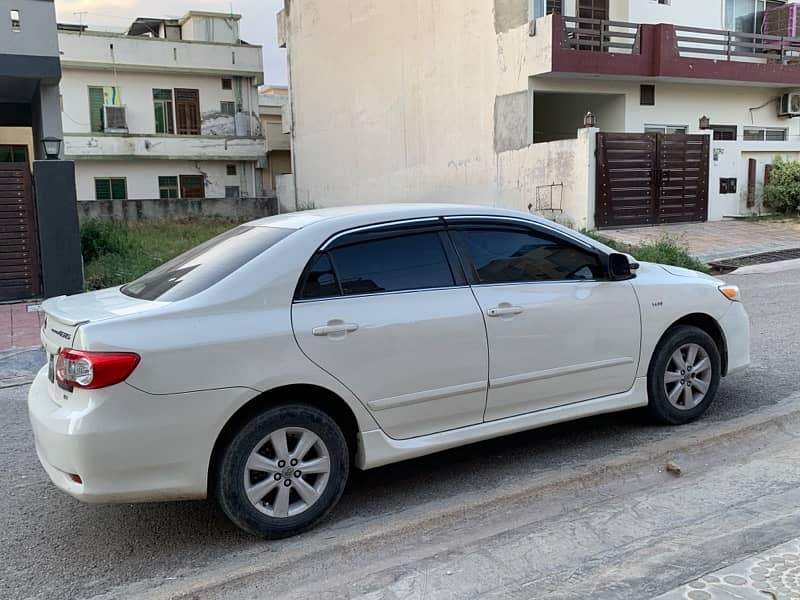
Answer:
246;203;550;231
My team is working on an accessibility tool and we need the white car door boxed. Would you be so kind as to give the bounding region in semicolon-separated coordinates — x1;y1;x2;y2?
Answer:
447;220;641;422
292;223;489;440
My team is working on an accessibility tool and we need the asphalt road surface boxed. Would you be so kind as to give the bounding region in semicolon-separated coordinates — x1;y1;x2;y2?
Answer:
1;265;799;600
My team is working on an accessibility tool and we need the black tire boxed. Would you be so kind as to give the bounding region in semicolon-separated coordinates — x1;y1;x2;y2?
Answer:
214;404;350;539
647;325;722;425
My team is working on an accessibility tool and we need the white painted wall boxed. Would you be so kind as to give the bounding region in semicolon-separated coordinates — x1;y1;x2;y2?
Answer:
58;31;263;82
181;14;241;45
73;160;257;201
285;0;517;210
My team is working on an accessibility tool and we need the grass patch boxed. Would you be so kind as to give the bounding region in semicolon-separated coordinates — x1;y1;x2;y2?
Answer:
582;230;709;273
81;217;243;290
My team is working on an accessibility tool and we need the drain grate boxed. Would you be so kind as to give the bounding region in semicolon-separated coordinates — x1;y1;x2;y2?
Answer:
710;247;800;272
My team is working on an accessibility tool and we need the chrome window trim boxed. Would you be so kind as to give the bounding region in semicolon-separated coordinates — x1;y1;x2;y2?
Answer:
319;217;441;251
443;215;599;252
292;284;473;304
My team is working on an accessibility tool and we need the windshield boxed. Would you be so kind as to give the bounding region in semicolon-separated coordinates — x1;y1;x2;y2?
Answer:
121;226;292;301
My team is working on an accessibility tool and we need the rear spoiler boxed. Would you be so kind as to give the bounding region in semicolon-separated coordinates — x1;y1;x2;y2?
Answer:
41;297;90;327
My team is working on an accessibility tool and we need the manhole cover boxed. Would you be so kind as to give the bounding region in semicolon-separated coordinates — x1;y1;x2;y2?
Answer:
710;247;800;272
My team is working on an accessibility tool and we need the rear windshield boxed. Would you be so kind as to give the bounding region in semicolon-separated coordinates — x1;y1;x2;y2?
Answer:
121;226;292;301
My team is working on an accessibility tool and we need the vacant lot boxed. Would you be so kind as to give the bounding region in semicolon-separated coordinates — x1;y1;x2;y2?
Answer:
81;217;242;290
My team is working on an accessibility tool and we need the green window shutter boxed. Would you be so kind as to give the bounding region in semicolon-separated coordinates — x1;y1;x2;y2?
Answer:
89;87;105;132
110;178;127;200
95;179;111;200
158;176;178;199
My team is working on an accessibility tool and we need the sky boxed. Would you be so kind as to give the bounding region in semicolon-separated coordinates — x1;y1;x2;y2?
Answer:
53;0;289;85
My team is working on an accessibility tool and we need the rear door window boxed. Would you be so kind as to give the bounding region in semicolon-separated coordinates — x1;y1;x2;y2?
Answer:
328;232;455;297
122;226;292;301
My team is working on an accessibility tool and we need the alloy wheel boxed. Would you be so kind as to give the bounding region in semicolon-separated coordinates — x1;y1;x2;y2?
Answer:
664;343;712;411
243;427;331;518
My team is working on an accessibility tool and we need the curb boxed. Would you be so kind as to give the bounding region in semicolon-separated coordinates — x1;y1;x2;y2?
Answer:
95;393;800;600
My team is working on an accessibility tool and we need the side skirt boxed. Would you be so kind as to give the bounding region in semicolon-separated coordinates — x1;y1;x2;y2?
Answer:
356;377;649;470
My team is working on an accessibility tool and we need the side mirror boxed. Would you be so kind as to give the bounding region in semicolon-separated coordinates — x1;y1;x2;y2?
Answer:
608;253;634;280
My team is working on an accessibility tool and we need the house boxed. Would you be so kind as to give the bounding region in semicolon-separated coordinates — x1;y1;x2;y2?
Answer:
0;0;82;301
277;0;800;229
259;85;292;194
58;11;266;202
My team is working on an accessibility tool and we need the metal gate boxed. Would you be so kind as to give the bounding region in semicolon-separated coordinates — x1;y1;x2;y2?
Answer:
0;163;41;301
595;133;709;228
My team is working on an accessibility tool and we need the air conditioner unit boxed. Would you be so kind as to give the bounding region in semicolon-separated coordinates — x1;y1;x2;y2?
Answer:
779;92;800;117
102;105;129;132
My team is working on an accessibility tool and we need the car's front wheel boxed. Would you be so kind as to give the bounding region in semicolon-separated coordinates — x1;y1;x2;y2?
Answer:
214;404;350;539
647;325;722;425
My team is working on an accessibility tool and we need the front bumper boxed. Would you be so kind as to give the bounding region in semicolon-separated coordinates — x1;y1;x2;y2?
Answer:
28;367;254;503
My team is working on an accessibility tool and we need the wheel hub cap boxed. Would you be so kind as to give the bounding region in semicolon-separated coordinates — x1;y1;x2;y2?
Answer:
243;427;331;518
664;343;712;411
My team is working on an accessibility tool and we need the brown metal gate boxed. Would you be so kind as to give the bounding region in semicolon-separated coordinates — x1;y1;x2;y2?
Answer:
595;132;709;228
0;163;41;301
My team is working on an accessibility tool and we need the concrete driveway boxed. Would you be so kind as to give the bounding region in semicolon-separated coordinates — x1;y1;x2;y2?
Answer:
600;219;800;263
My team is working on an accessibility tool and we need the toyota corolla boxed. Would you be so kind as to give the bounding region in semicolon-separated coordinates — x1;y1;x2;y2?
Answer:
28;205;749;538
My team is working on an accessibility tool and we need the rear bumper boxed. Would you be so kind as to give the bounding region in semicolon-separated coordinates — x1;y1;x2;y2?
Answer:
719;301;750;376
28;367;254;503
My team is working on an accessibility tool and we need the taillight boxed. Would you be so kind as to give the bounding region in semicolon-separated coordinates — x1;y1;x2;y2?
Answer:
55;349;140;390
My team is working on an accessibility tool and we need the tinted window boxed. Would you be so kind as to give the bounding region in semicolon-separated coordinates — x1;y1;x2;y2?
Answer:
330;232;454;296
299;253;340;299
122;226;292;301
454;228;603;284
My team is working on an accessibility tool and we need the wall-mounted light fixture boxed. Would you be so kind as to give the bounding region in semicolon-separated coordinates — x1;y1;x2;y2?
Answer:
41;137;62;160
699;115;711;130
583;112;596;128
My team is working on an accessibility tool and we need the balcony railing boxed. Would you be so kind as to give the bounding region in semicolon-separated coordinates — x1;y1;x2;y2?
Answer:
673;26;800;64
560;17;641;54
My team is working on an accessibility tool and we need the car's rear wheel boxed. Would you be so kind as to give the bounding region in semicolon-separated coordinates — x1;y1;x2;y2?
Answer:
647;325;722;425
214;404;349;539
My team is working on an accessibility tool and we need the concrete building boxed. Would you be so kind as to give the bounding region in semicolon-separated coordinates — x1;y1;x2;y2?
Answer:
259;85;292;194
1;0;82;301
278;0;800;229
58;12;266;202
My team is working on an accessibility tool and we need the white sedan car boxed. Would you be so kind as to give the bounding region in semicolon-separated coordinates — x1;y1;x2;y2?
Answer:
29;205;749;538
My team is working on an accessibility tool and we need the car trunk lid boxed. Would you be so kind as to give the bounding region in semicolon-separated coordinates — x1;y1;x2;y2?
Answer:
40;287;165;353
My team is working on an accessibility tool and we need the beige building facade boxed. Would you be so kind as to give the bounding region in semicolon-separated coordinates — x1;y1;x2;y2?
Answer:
259;86;292;194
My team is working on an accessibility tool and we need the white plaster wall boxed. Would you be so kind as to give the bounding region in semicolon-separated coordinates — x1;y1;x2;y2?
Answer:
73;160;256;201
57;32;263;81
532;77;800;135
286;0;544;212
181;15;240;45
61;69;260;137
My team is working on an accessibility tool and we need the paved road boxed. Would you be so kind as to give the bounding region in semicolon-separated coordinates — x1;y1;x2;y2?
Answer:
1;266;799;600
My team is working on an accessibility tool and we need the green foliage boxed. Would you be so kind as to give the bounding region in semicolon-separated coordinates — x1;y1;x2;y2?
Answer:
764;157;800;215
80;219;127;263
80;217;243;290
583;231;709;273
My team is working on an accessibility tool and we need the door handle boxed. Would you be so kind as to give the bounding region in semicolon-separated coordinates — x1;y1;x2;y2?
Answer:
486;306;523;318
312;323;359;336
